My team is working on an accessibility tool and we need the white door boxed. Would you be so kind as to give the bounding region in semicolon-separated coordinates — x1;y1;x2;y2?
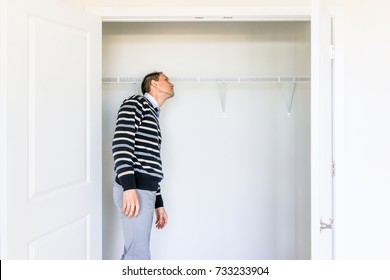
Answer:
1;0;101;259
312;0;343;259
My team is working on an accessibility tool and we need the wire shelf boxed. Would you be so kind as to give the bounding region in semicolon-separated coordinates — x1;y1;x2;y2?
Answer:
102;75;311;84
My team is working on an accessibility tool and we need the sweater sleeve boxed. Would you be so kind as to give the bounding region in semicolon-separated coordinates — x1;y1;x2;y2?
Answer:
155;185;164;208
112;97;144;191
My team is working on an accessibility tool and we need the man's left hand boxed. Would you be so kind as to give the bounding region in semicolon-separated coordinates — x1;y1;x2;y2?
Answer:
155;207;168;229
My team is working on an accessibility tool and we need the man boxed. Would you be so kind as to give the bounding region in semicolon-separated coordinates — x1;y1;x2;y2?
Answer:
112;71;174;260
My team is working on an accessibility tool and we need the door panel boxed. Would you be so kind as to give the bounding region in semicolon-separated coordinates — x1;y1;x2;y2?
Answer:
312;0;339;259
30;15;88;197
3;0;101;259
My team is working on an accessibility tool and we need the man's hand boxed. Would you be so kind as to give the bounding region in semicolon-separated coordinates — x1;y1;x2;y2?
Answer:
155;207;168;229
122;189;140;218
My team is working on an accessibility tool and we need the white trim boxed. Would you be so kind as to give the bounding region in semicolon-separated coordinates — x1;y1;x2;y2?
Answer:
86;6;311;22
310;0;321;260
311;2;346;260
93;3;338;260
330;6;345;260
0;0;7;260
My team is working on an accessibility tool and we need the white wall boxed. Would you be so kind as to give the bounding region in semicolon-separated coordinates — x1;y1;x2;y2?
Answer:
0;0;7;260
102;22;311;259
337;0;390;259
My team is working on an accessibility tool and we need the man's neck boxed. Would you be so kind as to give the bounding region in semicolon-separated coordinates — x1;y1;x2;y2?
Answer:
148;91;167;108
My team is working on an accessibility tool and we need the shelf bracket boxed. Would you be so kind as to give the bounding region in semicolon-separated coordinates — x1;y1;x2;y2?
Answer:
287;82;297;116
220;82;226;113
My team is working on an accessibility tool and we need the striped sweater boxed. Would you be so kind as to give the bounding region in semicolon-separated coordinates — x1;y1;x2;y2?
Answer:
112;94;164;208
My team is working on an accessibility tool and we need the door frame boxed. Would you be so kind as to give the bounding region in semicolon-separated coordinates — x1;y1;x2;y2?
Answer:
329;6;345;260
87;6;311;22
91;4;331;259
311;1;345;259
91;4;346;260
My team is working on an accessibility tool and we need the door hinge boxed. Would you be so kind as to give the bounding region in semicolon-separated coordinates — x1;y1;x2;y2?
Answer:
320;217;334;232
332;161;335;177
330;45;335;60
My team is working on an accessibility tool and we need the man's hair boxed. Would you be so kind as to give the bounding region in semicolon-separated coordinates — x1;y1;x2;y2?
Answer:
141;71;163;94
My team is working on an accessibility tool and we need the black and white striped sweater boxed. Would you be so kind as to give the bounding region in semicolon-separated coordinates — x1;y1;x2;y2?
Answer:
112;94;164;208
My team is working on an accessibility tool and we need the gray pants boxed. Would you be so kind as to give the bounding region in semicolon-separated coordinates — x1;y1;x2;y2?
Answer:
113;182;156;260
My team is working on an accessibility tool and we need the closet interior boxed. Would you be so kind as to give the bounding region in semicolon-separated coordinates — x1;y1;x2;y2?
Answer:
102;21;311;260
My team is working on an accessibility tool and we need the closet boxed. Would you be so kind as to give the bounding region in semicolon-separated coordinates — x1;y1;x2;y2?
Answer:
102;21;311;260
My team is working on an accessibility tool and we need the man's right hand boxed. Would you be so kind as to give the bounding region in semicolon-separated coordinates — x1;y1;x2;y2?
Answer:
122;189;140;218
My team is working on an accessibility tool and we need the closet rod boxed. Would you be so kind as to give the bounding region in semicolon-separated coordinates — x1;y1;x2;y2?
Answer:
102;75;311;84
102;75;310;115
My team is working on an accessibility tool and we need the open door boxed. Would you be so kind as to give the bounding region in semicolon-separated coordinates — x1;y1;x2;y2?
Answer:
311;0;335;259
1;0;101;259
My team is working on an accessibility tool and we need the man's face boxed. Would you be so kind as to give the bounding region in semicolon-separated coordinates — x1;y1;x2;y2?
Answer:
156;74;175;98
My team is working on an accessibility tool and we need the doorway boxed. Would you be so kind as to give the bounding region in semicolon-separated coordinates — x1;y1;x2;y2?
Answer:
102;21;311;260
